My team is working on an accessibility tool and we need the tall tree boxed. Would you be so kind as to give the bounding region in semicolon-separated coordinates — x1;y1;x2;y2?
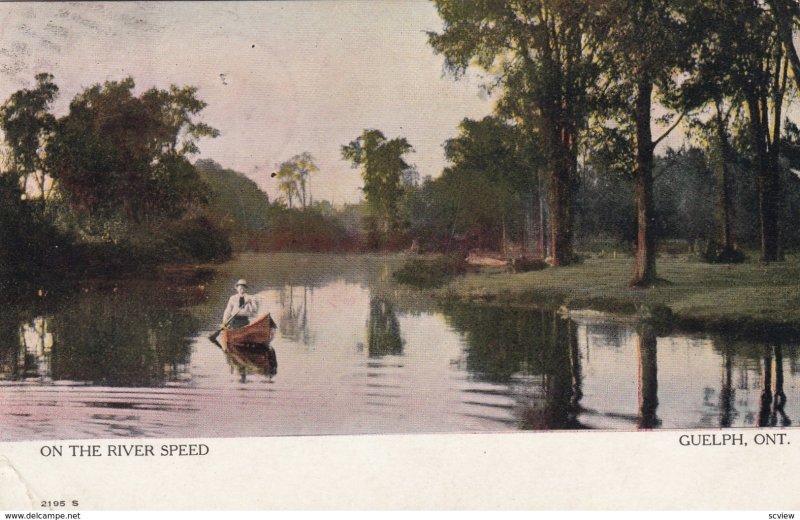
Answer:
767;0;800;93
695;1;791;262
46;77;218;231
341;129;413;244
275;162;299;209
683;101;742;258
740;6;791;262
275;152;318;210
430;116;539;251
591;0;690;286
0;73;59;203
429;1;599;266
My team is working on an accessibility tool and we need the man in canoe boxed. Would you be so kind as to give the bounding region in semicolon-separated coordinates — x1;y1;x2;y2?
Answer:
222;279;260;329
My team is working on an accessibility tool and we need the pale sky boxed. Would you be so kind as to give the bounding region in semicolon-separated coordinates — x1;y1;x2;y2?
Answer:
0;1;494;204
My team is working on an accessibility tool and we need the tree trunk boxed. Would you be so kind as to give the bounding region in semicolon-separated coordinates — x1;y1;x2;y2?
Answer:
762;146;781;262
713;110;736;251
548;159;574;266
541;109;575;267
746;94;781;263
538;174;546;258
768;0;800;93
631;77;658;287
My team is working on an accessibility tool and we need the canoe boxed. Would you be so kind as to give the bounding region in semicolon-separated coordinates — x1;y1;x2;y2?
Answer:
222;313;275;347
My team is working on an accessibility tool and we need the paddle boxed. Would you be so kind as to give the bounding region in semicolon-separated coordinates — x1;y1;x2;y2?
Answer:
208;304;245;341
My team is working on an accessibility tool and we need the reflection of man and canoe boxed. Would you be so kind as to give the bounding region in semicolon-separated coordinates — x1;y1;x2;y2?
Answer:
210;279;278;380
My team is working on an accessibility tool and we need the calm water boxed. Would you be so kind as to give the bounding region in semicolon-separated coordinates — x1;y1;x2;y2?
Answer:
1;253;797;440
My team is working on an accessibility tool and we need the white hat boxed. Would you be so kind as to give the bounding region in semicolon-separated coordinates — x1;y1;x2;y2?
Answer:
235;279;248;287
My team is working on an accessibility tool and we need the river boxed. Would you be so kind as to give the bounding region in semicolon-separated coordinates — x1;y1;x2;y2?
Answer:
1;253;797;440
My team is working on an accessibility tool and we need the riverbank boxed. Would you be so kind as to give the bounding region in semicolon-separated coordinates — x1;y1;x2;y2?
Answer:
431;255;800;337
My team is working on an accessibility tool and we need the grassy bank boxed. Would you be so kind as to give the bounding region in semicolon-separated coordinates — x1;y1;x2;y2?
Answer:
429;255;800;336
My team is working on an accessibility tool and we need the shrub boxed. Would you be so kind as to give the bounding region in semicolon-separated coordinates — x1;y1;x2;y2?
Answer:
393;255;467;288
701;240;746;264
167;216;233;263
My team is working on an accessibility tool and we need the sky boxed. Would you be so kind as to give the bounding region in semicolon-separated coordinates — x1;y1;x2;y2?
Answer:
0;1;495;205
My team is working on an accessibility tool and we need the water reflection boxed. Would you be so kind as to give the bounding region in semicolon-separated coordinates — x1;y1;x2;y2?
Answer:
3;254;800;440
441;303;799;431
761;344;791;427
367;298;404;358
719;344;736;427
637;324;659;429
278;285;312;345
0;289;197;386
443;305;584;429
218;342;278;383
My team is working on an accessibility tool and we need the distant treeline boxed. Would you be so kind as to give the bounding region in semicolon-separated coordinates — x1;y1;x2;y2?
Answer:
343;117;800;261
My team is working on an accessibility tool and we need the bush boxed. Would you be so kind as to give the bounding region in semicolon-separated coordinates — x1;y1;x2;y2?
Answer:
392;255;467;288
508;257;549;273
258;206;359;252
167;216;233;263
701;240;746;264
0;175;78;290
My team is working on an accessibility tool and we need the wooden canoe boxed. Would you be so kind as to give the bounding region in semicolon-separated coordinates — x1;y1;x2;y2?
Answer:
222;313;275;347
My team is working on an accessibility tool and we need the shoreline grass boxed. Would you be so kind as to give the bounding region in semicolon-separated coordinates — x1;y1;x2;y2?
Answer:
425;255;800;337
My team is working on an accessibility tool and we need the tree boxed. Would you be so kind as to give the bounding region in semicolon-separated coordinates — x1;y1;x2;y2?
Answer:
275;162;299;209
690;1;792;262
590;0;691;285
0;73;59;203
275;152;318;210
407;116;540;252
429;1;600;265
676;0;797;262
45;77;218;232
0;172;73;289
766;0;800;94
341;129;413;246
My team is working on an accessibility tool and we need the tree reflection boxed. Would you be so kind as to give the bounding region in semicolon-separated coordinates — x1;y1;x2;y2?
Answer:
278;285;312;345
637;323;659;429
0;287;197;386
367;297;404;357
719;343;737;427
759;344;791;427
442;304;584;429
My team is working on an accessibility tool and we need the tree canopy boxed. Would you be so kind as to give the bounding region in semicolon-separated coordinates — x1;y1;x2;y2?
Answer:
275;152;318;210
342;129;414;246
46;77;218;226
0;72;59;201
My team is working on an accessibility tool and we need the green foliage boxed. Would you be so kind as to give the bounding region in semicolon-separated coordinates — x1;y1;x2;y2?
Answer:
258;204;358;252
392;255;467;288
0;173;75;291
652;148;716;242
575;159;636;245
0;74;228;283
46;77;217;227
681;1;790;262
430;0;600;266
194;159;269;250
342;129;414;246
274;152;318;210
166;215;232;263
402;117;540;253
0;73;58;200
